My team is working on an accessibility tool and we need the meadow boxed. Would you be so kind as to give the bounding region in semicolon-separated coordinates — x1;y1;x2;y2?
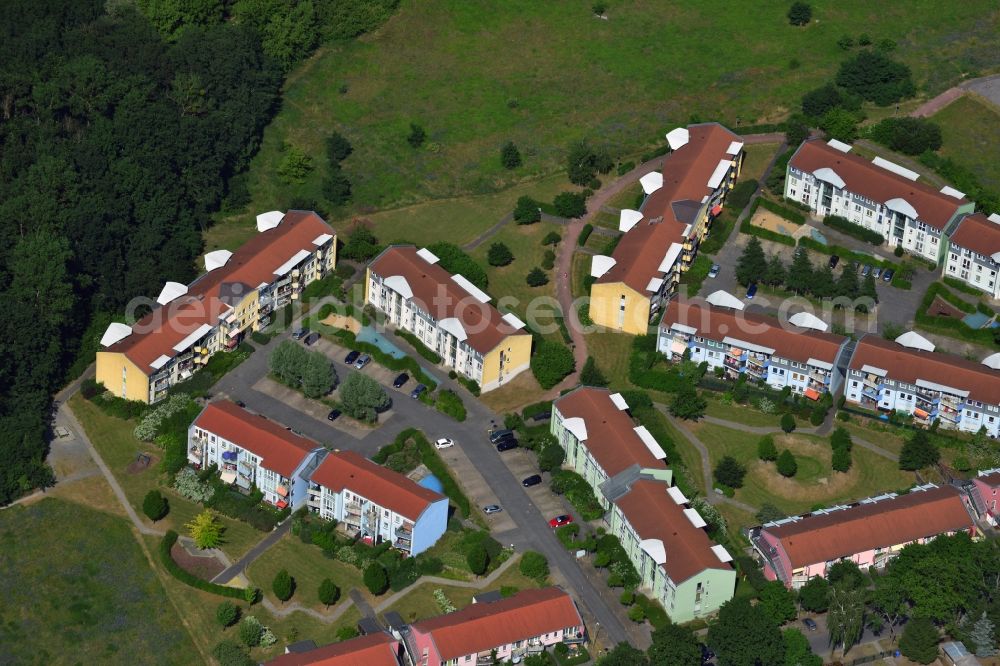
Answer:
932;94;1000;194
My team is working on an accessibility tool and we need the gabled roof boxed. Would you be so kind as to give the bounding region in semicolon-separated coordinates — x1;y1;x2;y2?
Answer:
789;140;968;231
597;123;741;292
368;246;526;355
975;469;1000;487
660;300;845;365
763;485;974;568
554;387;668;477
265;632;400;666
192;401;318;478
104;211;335;374
949;213;1000;262
615;479;732;584
849;335;1000;405
411;588;583;661
310;451;444;522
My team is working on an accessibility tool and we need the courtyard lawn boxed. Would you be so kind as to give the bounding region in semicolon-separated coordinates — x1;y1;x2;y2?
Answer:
932;95;1000;194
605;182;646;213
0;499;201;665
740;143;781;182
703;395;787;428
478;369;548;414
581;331;634;389
838;418;907;456
69;394;265;560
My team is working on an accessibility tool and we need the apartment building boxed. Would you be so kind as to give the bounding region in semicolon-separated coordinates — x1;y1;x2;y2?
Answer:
751;484;976;588
657;299;850;397
551;387;735;622
406;588;585;666
608;479;736;623
306;450;448;556
365;245;532;392
97;210;337;403
844;335;1000;437
187;400;325;510
785;139;974;263
944;213;1000;298
267;632;403;666
590;123;744;334
969;469;1000;527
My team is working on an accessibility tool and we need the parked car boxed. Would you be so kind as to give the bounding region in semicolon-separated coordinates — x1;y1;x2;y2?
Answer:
700;645;715;663
828;254;840;269
303;332;320;346
393;372;409;388
861;264;872;276
496;439;518;452
708;263;721;278
235;400;246;408
410;384;427;399
435;437;455;450
872;267;882;279
483;504;503;515
802;618;818;631
522;474;542;487
549;514;574;528
746;282;758;299
489;429;514;444
327;409;341;421
353;354;371;369
883;268;895;282
344;350;360;365
292;327;308;340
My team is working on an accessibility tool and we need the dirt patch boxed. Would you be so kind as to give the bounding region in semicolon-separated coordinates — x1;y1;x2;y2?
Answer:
126;452;158;475
171;542;224;581
927;296;966;319
749;209;800;237
749;435;859;502
321;314;360;333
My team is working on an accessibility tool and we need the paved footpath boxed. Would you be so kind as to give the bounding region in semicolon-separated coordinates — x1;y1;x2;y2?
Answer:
213;520;291;584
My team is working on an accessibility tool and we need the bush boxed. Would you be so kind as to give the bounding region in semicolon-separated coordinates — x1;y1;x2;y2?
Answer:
434;389;467;422
822;214;884;245
216;601;240;628
339;372;391;422
531;340;575;389
457;376;481;397
428;242;489;290
142;490;169;522
835;50;916;105
500;141;522;169
867;117;942;155
339;226;381;262
776;449;798;477
541;249;556;270
780;413;796;433
363;563;389;595
514;196;542;224
407;123;426;148
526;267;549;287
466;543;489;576
159;531;246;599
899;430;940;470
554;192;587;218
213;641;253;666
537;443;566;472
550;470;604;520
239;615;263;647
519;551;550;580
542;231;561;245
277;145;312;183
714;456;746;489
787;1;812;25
577;223;594;247
487;242;514;267
566;141;612;186
670;387;706;419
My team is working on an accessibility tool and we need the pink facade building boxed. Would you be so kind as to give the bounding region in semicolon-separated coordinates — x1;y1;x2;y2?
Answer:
266;632;402;665
971;469;1000;526
406;587;585;666
751;484;977;588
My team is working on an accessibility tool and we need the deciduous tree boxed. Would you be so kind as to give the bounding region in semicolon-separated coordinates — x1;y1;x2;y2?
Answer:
707;597;785;666
272;568;294;603
798;576;830;613
318;578;340;608
187;510;224;549
340;372;391;422
487;242;514;267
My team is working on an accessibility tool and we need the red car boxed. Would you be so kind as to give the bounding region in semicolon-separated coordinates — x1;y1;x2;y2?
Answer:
549;514;573;528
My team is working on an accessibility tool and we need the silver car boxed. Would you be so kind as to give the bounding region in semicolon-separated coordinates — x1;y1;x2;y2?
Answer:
353;354;371;369
482;504;503;515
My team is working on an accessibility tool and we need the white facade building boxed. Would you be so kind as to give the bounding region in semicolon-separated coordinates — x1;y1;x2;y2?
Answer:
944;213;1000;298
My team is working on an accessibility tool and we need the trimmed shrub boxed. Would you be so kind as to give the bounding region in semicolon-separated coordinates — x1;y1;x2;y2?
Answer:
822;214;884;245
577;223;594;246
159;531;245;599
394;330;442;364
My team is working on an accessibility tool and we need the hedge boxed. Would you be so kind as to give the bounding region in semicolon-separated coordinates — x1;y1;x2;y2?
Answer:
733;121;789;135
577;224;594;247
921;282;975;315
159;531;246;599
373;429;471;518
943;276;985;296
739;218;796;246
757;197;805;225
394;330;442;364
456;376;481;397
639;143;671;163
821;214;885;245
434;389;467;422
326;326;437;391
550;470;604;520
796;237;898;270
521;400;554;421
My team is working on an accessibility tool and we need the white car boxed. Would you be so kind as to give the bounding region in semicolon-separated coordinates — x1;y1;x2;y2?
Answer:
435;437;455;450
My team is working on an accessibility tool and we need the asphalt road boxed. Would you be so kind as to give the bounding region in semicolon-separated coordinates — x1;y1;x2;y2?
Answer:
213;325;632;646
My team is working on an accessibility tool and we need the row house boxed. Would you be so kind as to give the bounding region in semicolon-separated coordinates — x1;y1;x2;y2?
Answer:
845;334;1000;437
551;387;735;622
750;484;977;588
969;469;1000;527
785;138;974;264
657;298;850;398
365;245;532;393
96;211;337;403
590;123;744;334
306;450;448;556
266;632;403;666
944;213;1000;298
187;400;325;510
406;587;585;666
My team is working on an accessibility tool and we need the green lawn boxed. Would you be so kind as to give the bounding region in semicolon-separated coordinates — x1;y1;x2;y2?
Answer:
704;395;787;428
581;331;634;388
69;395;265;560
933;95;1000;193
0;499;201;665
219;0;998;249
605;182;645;212
741;143;781;182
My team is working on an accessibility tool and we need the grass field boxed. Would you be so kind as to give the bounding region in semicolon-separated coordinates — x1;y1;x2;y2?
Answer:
69;395;265;560
741;143;781;182
218;0;999;250
471;219;561;318
933;95;1000;193
0;499;201;665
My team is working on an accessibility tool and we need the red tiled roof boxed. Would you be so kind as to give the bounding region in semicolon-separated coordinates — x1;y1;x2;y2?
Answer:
266;633;399;666
310;450;444;521
849;335;1000;405
763;485;974;569
949;213;1000;262
368;246;526;355
554;387;668;477
106;211;334;373
193;400;318;478
411;588;583;661
789;140;968;231
976;470;1000;487
615;479;731;584
597;123;741;292
661;300;846;365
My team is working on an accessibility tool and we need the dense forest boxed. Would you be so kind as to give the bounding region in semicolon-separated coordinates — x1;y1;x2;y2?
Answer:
0;0;398;504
